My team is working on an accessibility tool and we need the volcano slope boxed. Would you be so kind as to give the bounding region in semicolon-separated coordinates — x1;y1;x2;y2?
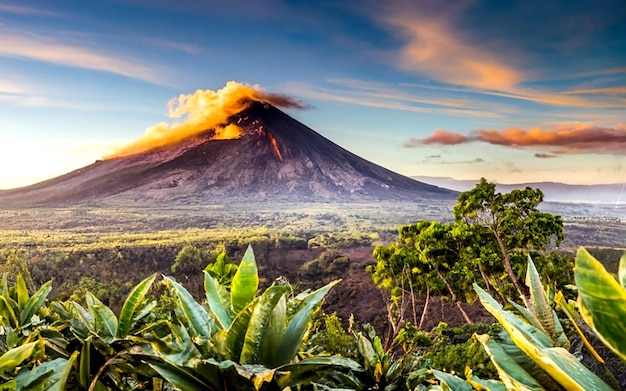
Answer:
0;102;455;207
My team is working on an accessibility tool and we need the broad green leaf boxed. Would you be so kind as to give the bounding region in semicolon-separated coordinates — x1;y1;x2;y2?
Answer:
14;353;77;391
0;295;18;328
277;280;339;366
475;283;612;391
618;251;626;289
149;360;217;390
274;356;363;389
223;298;258;361
71;302;96;336
204;272;232;330
554;292;604;364
240;285;288;365
575;247;626;361
0;339;45;375
16;275;28;311
258;294;287;367
525;257;567;347
150;322;202;367
1;274;9;300
86;292;118;343
431;369;473;391
79;340;91;388
474;334;543;390
230;246;258;314
465;367;507;391
20;281;52;327
355;332;378;371
118;273;156;337
163;276;213;339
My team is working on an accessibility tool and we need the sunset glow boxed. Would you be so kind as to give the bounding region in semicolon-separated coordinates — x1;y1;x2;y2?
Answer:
0;1;624;189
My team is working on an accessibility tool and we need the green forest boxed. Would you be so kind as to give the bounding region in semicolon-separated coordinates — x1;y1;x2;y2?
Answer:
0;180;625;390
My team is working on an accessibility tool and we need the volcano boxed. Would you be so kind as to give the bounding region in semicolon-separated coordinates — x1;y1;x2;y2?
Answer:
0;102;455;207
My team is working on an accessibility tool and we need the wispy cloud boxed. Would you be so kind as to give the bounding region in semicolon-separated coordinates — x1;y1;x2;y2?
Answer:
140;37;201;54
384;6;523;91
377;1;626;110
405;123;626;154
284;79;502;118
535;153;558;158
0;4;60;17
0;29;170;85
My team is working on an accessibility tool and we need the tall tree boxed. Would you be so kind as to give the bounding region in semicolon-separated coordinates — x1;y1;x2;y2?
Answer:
453;178;564;307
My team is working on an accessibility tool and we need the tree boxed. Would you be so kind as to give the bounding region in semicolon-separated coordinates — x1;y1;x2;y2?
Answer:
453;178;563;307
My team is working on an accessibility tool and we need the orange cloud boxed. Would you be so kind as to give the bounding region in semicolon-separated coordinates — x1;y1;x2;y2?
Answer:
405;123;626;154
382;3;524;91
379;2;626;110
110;81;306;157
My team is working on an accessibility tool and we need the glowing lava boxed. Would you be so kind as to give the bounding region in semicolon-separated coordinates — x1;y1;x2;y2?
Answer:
267;132;283;161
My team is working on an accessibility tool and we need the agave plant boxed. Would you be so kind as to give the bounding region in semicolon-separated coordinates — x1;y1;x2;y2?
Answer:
49;273;162;390
469;255;617;391
150;246;364;390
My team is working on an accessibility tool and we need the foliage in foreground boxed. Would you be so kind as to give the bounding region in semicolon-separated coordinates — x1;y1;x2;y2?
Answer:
434;249;626;390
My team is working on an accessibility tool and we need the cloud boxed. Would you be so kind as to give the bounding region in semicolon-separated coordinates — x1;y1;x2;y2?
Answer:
405;130;469;147
377;1;626;110
405;123;626;154
534;153;557;158
284;80;502;118
0;4;60;16
438;158;485;165
0;30;168;85
383;5;523;91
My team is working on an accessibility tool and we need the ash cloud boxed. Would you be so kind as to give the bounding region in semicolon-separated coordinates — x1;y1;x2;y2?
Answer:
405;124;626;154
109;81;308;158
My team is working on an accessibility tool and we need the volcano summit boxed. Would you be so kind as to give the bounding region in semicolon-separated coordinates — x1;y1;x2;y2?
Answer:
0;100;455;207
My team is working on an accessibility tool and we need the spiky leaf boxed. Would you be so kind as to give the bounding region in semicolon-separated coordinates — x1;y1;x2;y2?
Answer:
475;334;543;390
277;280;339;366
204;272;232;330
230;246;258;315
118;273;156;337
575;247;626;361
163;276;213;339
20;281;52;327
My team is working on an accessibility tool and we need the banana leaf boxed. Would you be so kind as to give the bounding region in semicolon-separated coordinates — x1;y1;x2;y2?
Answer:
431;369;472;391
277;280;339;366
163;276;213;339
86;293;118;344
475;283;612;391
240;285;288;365
14;352;77;391
118;273;156;337
20;281;52;327
474;334;543;390
204;272;232;330
230;246;259;315
575;247;626;361
0;339;45;375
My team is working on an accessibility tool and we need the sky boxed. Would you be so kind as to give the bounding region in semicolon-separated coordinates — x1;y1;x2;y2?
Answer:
0;0;625;189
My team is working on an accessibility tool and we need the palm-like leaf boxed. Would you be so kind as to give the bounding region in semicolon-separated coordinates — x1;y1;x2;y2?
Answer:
118;273;156;337
163;276;213;339
277;280;339;366
475;283;612;391
575;247;626;361
204;272;232;330
230;246;258;314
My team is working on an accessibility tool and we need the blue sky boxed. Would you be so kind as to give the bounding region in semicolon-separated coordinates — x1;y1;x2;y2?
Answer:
0;0;625;189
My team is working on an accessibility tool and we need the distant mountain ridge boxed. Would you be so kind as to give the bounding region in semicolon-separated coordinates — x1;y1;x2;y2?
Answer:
413;176;626;204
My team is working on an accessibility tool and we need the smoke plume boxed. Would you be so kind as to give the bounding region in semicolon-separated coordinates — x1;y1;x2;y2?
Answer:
110;81;306;157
